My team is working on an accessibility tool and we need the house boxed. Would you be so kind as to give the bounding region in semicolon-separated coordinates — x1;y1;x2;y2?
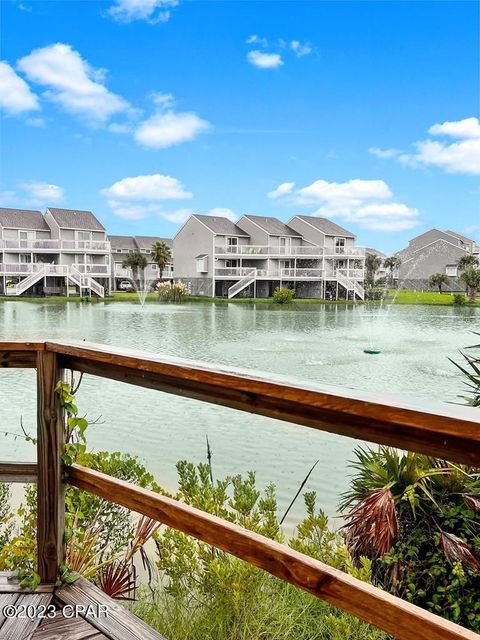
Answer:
365;248;388;281
173;213;365;299
110;235;173;291
395;228;478;291
0;207;110;297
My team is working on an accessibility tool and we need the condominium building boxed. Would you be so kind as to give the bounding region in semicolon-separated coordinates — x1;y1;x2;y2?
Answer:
110;235;173;291
0;208;110;297
173;214;365;299
395;228;480;291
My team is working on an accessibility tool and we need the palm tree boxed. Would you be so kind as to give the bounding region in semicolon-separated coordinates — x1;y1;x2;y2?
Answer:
365;253;382;286
457;254;479;271
383;256;402;285
429;272;449;294
122;252;148;290
151;241;172;280
460;268;480;302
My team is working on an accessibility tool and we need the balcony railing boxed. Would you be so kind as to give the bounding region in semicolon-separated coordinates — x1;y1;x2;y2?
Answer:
215;245;325;256
281;268;324;278
0;340;478;640
1;239;111;252
324;247;366;256
0;262;109;276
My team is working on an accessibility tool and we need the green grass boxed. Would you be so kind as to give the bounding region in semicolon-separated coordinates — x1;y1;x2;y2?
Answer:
387;290;479;305
1;290;479;307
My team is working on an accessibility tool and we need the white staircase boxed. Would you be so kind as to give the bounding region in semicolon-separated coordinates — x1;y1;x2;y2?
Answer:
5;264;105;298
336;271;364;301
9;264;46;296
228;269;256;298
70;265;104;298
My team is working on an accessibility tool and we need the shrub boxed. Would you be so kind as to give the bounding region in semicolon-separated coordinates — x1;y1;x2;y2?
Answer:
0;483;13;550
135;461;387;640
341;448;480;631
452;293;467;306
158;281;188;302
272;286;295;304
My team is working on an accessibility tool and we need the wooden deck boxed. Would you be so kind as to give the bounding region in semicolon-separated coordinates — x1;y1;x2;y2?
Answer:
0;574;164;640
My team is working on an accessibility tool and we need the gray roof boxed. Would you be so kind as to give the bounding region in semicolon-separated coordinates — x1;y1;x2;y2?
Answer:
445;230;475;245
194;215;249;236
291;215;356;238
241;215;300;237
366;247;387;258
134;236;172;250
47;208;105;231
108;235;137;251
0;208;50;231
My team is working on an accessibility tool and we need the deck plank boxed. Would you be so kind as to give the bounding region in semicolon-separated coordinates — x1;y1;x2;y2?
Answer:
56;578;166;640
0;592;52;640
32;606;108;640
0;593;20;629
0;572;54;594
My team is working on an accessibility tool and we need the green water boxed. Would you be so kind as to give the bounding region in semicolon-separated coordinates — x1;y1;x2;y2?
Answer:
1;300;478;522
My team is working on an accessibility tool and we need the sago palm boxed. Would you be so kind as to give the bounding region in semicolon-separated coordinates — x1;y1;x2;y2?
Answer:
151;241;172;280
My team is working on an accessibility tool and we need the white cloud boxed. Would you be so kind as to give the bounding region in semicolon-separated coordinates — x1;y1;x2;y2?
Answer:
107;0;178;23
373;117;480;175
106;202;161;220
269;177;419;232
267;182;296;198
3;181;65;208
25;116;46;128
134;110;209;148
428;117;480;139
246;35;268;47
0;61;39;115
17;43;130;125
101;174;192;201
290;40;312;57
247;50;283;69
160;207;195;224
369;147;401;159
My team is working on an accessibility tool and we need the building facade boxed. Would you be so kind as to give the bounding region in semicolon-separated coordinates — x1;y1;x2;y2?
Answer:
0;208;110;297
396;228;480;291
110;235;173;291
173;214;365;299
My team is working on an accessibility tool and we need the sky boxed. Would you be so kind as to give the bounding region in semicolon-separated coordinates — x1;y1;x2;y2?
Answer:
0;0;479;253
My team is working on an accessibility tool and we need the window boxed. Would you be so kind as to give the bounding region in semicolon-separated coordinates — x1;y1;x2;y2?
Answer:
280;259;292;269
227;237;238;247
446;265;458;277
116;249;122;253
279;237;291;253
151;264;158;270
196;255;208;273
335;238;346;254
225;259;239;268
145;249;151;254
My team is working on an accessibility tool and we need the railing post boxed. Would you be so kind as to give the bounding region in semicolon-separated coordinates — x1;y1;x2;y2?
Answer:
36;350;65;584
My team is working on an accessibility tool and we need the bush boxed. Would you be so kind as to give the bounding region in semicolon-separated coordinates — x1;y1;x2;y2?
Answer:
341;448;480;631
272;286;295;304
135;461;387;640
452;293;467;306
158;281;188;302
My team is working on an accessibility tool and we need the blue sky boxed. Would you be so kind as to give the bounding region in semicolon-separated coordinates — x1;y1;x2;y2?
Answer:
1;0;479;253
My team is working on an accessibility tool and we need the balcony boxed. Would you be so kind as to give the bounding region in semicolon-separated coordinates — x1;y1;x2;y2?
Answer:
0;262;109;277
0;340;477;640
214;245;324;256
75;263;110;275
1;239;111;252
324;247;365;257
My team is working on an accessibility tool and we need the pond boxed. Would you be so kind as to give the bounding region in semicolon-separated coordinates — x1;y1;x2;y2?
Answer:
1;300;478;524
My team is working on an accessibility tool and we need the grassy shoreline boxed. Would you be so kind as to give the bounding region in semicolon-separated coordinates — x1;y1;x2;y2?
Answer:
0;290;478;306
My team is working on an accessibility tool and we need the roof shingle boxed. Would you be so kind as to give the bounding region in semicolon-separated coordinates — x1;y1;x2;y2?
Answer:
240;215;300;237
47;208;105;231
291;215;356;238
0;208;50;231
194;215;249;236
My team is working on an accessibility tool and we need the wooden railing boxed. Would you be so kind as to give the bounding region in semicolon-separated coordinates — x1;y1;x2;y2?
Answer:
0;340;479;640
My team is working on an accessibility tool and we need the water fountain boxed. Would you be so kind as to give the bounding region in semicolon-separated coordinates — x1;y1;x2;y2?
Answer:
128;266;157;307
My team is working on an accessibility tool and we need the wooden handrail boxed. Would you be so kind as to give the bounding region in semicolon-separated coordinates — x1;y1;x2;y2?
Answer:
0;462;37;483
68;464;478;640
1;339;480;639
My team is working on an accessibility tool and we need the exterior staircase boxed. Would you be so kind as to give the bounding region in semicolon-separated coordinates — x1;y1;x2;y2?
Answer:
6;265;105;298
228;269;256;298
335;270;365;301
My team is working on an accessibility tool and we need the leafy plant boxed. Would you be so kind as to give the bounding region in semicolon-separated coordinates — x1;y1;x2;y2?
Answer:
429;272;450;294
157;280;188;302
460;268;480;302
272;286;295;304
452;293;467;306
122;251;149;289
0;483;13;550
341;447;480;630
151;241;172;280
